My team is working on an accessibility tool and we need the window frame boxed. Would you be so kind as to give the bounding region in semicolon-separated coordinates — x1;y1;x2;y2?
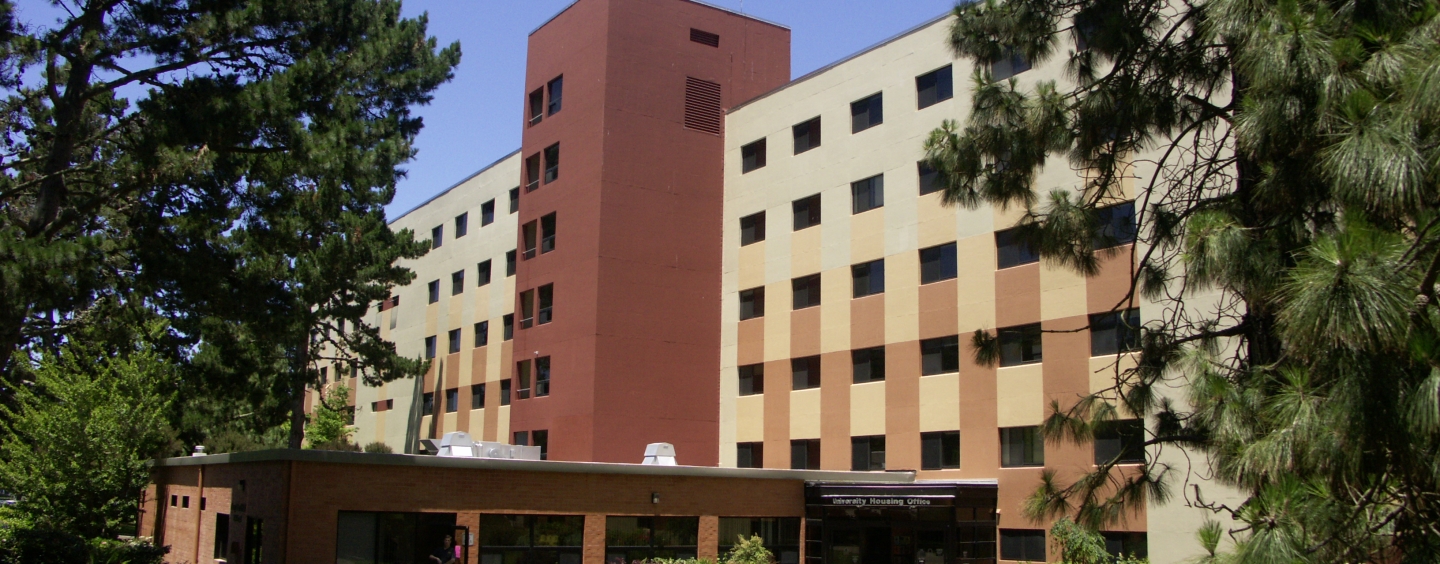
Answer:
741;138;767;173
738;286;765;320
547;76;564;116
447;328;461;354
792;194;822;231
916;65;954;109
918;161;941;195
851;259;885;298
998;323;1044;367
471;383;486;409
427;280;440;304
481;199;496;226
1094;419;1146;465
1091;308;1142;356
995;227;1040;269
455;212;469;238
740;211;766;246
537;284;553;325
431;225;443;249
850;174;884;214
543;143;560;183
540;213;557;254
920;335;960;376
1000;529;1047;562
850;92;883;133
790;439;821;470
851;346;886;384
990;47;1032;81
791;355;821;391
424;336;436;359
509;187;520;213
850;435;886;471
736;442;764;468
477;260;493;286
921;430;961;470
919;242;958;284
1000;426;1045;467
792;117;822;154
451;270;465;296
791;273;821;310
738;363;764;396
474;321;489;347
444;388;459;413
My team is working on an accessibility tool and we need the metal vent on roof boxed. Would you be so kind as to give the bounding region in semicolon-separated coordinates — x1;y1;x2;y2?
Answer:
690;28;720;47
684;77;722;135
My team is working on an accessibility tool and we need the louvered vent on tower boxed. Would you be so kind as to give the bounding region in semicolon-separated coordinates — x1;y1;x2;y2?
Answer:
690;28;720;47
684;77;722;135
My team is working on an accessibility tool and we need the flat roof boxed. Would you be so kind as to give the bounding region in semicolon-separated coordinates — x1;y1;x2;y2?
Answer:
531;0;789;36
151;449;927;483
389;149;520;226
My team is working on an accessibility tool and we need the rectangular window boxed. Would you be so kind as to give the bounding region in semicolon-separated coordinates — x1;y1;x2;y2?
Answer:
471;383;486;409
525;154;541;191
213;513;230;559
1095;419;1146;464
451;270;465;295
422;392;434;416
514;430;528;446
516;360;532;400
921;431;961;470
690;28;720;47
791;355;821;391
475;321;489;347
424;336;436;359
1096;201;1137;248
738;364;764;396
480;199;495;226
850;435;886;471
543;143;560;183
540;213;557;253
1000;426;1045;467
509;187;520;213
791;274;821;310
999;323;1043;366
606;516;700;562
506;250;517;276
792;194;821;231
537;284;553;325
431;225;443;249
921;335;960;376
1000;530;1046;562
991;47;1032;81
534;356;551;398
916;65;954;109
850;92;883;133
741;139;766;173
477;260;493;286
529;88;544;125
520;290;535;329
479;514;584;564
547;76;564;115
445;388;458;413
1102;532;1148;560
919;242;958;283
918;161;941;195
736;442;763;468
455;212;469;238
739;287;765;320
996;227;1040;268
851;346;886;384
503;314;514;341
428;280;440;303
522;221;538;259
684;77;723;134
1091;308;1142;356
533;430;548;460
718;518;800;564
448;328;461;354
792;117;821;154
851;174;884;214
790;439;820;470
740;211;766;245
851;259;885;298
500;379;512;406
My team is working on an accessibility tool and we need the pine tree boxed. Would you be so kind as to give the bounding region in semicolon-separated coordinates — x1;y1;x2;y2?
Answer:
925;0;1440;560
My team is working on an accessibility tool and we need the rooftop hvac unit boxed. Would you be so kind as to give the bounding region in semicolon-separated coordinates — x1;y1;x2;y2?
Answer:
421;432;541;461
642;443;677;465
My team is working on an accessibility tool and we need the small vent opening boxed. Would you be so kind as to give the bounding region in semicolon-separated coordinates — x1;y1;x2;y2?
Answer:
690;28;720;47
684;77;722;135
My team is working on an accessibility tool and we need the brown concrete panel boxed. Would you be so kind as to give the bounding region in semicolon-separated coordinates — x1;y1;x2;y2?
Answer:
958;340;1000;480
1041;315;1095;488
762;359;792;469
995;264;1041;328
790;308;821;358
996;467;1045;530
738;318;765;365
850;294;885;348
885;343;921;471
819;351;852;469
471;347;488;386
917;279;959;340
1087;244;1137;314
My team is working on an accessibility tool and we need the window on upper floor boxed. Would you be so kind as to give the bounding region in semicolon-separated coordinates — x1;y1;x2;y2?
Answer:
852;259;885;298
424;336;436;359
739;287;765;320
474;321;489;348
540;213;556;254
422;392;435;416
1000;426;1045;467
736;442;763;468
506;250;517;276
427;280;440;304
1102;532;1148;561
477;260;492;287
918;161;941;195
516;360;532;400
916;65;954;109
445;388;459;413
537;284;553;325
503;314;514;341
455;212;469;238
525;154;542;192
535;356;551;397
740;211;766;246
509;187;520;213
447;328;461;354
792;194;821;231
533;429;549;460
738;363;764;396
1095;201;1137;248
996;227;1040;269
1091;308;1142;356
791;355;821;391
851;435;886;471
481;199;495;226
921;335;960;376
431;225;443;249
500;379;512;406
529;88;545;125
792;274;821;310
790;439;820;470
472;383;486;409
921;431;961;470
999;323;1043;366
519;290;535;329
547;76;564;116
543;143;560;183
920;242;958;284
741;139;766;173
523;221;538;259
852;346;886;384
851;174;884;214
991;46;1032;81
851;92;883;133
1095;419;1146;465
792;117;821;154
451;270;465;295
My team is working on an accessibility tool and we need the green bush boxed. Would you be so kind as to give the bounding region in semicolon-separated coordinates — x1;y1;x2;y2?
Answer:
0;526;165;564
364;441;395;454
723;535;775;564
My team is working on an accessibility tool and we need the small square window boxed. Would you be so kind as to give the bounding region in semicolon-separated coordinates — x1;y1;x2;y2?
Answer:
447;328;461;354
451;270;465;296
471;383;486;409
850;435;886;471
851;93;883;133
739;287;765;320
790;439;821;470
919;243;958;283
851;347;886;384
500;379;512;406
509;187;520;213
741;139;767;173
739;364;764;396
1000;530;1046;562
791;274;821;310
502;314;514;341
792;194;821;231
737;442;763;468
921;336;959;375
918;161;941;195
474;321;489;347
793;117;821;154
547;76;564;115
514;430;529;446
1091;308;1142;356
916;65;954;109
791;355;821;390
481;200;496;226
1095;201;1137;248
740;212;766;246
851;259;885;298
427;280;440;304
424;336;437;359
921;431;961;470
1000;426;1045;467
1102;532;1148;560
991;47;1032;81
851;174;884;214
999;323;1043;366
996;227;1040;268
431;225;443;249
506;250;517;276
455;213;469;238
543;143;560;184
477;260;492;286
445;388;458;413
1095;419;1146;464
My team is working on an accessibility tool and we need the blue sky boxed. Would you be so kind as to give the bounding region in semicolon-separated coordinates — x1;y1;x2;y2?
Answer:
10;0;964;216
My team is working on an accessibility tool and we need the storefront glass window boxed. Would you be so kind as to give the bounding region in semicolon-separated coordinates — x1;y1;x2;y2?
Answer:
718;517;801;564
479;514;584;564
604;516;699;564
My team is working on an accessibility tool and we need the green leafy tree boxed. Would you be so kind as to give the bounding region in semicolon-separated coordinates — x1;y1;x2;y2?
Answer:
722;535;775;564
306;384;355;448
927;0;1440;560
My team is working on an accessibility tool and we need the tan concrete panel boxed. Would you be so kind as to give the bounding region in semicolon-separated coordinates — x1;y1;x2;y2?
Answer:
790;307;821;358
738;242;766;292
790;388;822;439
995;363;1044;428
791;227;822;277
443;412;457;435
762;360;791;469
850;207;886;263
918;372;961;432
850;295;886;349
917;196;958;250
885;251;921;344
918;278;959;339
737;319;765;366
496;405;510;444
955;235;997;333
735;395;765;442
820;270;851;353
1090;353;1140;418
993;203;1028;231
819;351;852;470
1040;260;1089;321
995;263;1041;328
849;381;886;437
1087;244;1137;314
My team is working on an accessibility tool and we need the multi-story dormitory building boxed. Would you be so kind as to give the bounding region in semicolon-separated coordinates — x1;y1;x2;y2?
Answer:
153;1;1233;562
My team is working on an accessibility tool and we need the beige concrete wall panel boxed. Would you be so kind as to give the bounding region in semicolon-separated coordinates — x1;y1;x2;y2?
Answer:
917;279;959;340
995;363;1044;428
737;319;765;366
918;372;961;433
738;242;766;291
955;235;998;333
790;307;822;358
1087;244;1137;314
496;405;510;444
735;395;765;443
884;250;921;344
917;197;959;251
762;360;791;469
850;295;886;349
1040;260;1089;321
995;264;1041;328
819;351;852;470
790;388;822;440
850;206;886;263
820;272;852;353
849;381;886;438
791;226;822;277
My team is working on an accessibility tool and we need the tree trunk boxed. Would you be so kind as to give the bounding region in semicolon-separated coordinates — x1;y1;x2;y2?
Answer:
287;334;310;449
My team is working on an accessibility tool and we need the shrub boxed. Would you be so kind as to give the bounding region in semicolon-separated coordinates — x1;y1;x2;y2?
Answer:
723;535;775;564
364;441;395;454
0;526;165;564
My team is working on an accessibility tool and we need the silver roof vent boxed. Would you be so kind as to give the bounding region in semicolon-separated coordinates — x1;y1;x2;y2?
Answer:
642;442;677;466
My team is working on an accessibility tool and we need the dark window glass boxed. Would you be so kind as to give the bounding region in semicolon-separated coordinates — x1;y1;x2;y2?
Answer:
506;250;517;276
448;328;461;354
479;514;585;564
792;194;821;231
850;435;886;471
481;200;496;226
738;364;764;396
739;287;765;320
455;213;469;238
921;336;960;375
213;513;230;559
477;260;493;286
792;117;821;154
791;356;821;390
475;321;489;347
525;154;542;191
606;516;700;562
718;518;800;564
851;174;884;214
514;430;528;446
918;161;941;195
519;289;535;329
523;221;538;259
500;379;512;406
791;274;821;310
790;439;820;470
991;47;1032;81
850;93;883;133
996;227;1040;268
921;431;961;470
472;383;486;409
1095;419;1146;464
431;225;443;249
1000;530;1046;562
537;284;554;325
741;139;767;173
1095;201;1137;248
502;314;514;341
1000;426;1045;467
919;243;958;283
528;88;545;125
427;280;440;304
547;76;564;115
916;65;954;109
851;259;885;298
740;212;766;245
445;388;458;413
509;187;520;213
515;360;531;400
1102;532;1148;560
851;347;886;384
422;392;435;416
736;442;764;468
999;323;1043;366
540;213;556;253
424;336;436;359
451;270;465;295
1091;308;1142;356
543;143;560;183
533;430;548;460
535;356;551;397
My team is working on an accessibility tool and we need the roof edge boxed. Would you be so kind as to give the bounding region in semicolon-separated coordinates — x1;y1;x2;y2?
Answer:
389;149;521;226
531;0;789;37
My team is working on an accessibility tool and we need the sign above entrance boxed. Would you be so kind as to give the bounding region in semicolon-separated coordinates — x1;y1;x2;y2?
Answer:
821;495;954;507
